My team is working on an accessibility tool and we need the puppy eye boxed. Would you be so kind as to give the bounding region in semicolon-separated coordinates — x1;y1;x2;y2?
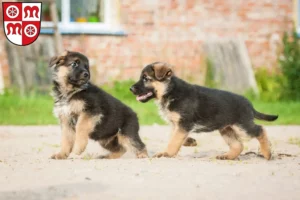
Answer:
143;75;148;82
71;62;78;68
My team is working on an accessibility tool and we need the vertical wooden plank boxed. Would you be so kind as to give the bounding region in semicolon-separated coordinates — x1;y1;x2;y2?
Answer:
6;43;25;96
0;63;4;94
50;0;63;53
203;38;258;94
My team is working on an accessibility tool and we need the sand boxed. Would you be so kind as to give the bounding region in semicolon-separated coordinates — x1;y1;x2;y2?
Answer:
0;125;300;200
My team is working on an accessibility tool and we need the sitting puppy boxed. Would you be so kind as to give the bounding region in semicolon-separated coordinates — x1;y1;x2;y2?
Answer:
49;51;148;159
130;62;278;160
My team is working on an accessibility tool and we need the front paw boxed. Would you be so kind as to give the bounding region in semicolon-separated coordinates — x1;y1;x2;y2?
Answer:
73;145;86;155
136;149;149;159
183;137;197;147
137;152;149;159
216;154;230;160
152;152;173;158
216;153;237;160
50;152;68;160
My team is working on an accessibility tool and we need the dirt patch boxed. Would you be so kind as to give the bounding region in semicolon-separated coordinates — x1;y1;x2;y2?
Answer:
0;125;300;200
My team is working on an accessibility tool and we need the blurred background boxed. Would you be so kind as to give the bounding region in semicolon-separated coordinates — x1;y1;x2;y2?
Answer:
0;0;299;125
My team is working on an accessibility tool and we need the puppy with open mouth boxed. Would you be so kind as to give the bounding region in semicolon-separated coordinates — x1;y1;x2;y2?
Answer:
49;51;148;159
130;62;278;160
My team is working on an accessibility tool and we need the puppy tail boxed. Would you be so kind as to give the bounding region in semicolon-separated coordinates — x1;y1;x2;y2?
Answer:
254;110;278;121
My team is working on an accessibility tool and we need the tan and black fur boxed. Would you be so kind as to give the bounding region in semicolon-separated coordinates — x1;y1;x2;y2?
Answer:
130;62;277;160
49;51;148;159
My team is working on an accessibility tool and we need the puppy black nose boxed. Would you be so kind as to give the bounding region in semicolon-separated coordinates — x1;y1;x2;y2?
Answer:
130;86;136;93
83;72;89;78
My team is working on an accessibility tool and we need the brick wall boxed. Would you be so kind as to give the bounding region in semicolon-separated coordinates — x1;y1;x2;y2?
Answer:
0;0;294;85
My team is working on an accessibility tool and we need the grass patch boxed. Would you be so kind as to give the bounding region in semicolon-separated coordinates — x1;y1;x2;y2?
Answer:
0;81;164;125
0;80;300;125
101;81;164;125
82;153;94;160
0;92;56;125
252;101;300;125
288;137;300;147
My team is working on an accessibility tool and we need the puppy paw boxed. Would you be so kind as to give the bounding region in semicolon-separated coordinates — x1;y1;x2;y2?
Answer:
216;154;238;160
97;151;125;159
50;153;68;160
136;149;149;159
153;152;173;158
183;137;197;147
259;142;272;160
73;145;86;155
216;154;230;160
261;151;272;160
137;152;149;159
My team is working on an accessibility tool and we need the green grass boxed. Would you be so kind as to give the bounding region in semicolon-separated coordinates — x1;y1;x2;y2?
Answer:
252;101;300;125
0;92;56;125
101;81;164;125
0;81;300;125
0;81;164;125
288;137;300;147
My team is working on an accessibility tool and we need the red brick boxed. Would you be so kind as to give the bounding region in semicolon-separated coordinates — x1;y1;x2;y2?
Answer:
0;0;294;86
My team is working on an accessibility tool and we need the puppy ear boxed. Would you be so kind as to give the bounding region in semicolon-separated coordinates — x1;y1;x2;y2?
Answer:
49;55;65;68
153;63;173;80
62;50;69;56
49;56;59;68
49;51;70;68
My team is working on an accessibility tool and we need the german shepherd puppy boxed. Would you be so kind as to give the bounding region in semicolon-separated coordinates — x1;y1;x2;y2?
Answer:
130;62;278;160
49;51;148;159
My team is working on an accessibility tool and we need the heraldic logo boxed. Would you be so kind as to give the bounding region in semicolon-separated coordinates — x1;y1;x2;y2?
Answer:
2;2;41;46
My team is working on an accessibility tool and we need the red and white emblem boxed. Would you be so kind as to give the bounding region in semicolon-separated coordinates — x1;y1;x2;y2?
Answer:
2;2;41;46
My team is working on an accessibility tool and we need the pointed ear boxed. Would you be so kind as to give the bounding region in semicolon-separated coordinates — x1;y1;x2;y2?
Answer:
49;51;69;68
62;50;69;56
49;56;59;68
153;63;173;80
48;55;65;68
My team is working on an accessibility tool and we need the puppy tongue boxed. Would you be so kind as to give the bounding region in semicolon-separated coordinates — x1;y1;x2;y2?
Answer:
136;92;153;101
136;96;143;101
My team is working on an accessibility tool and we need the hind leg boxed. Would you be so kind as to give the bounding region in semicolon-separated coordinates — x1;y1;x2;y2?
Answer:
98;135;126;159
118;133;148;158
120;119;148;158
217;126;244;160
234;123;272;160
256;127;272;160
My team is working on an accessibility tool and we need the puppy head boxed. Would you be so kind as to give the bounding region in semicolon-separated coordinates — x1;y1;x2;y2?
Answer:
130;62;173;102
49;51;90;87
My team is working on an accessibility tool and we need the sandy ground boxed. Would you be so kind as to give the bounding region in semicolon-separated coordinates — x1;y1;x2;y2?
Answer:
0;125;300;200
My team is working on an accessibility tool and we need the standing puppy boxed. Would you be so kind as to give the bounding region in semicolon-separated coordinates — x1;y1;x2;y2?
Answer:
49;51;148;159
130;62;278;160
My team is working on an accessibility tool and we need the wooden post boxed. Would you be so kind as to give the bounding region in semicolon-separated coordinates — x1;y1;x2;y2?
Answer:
203;38;258;94
6;44;26;96
49;0;63;53
0;63;4;94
